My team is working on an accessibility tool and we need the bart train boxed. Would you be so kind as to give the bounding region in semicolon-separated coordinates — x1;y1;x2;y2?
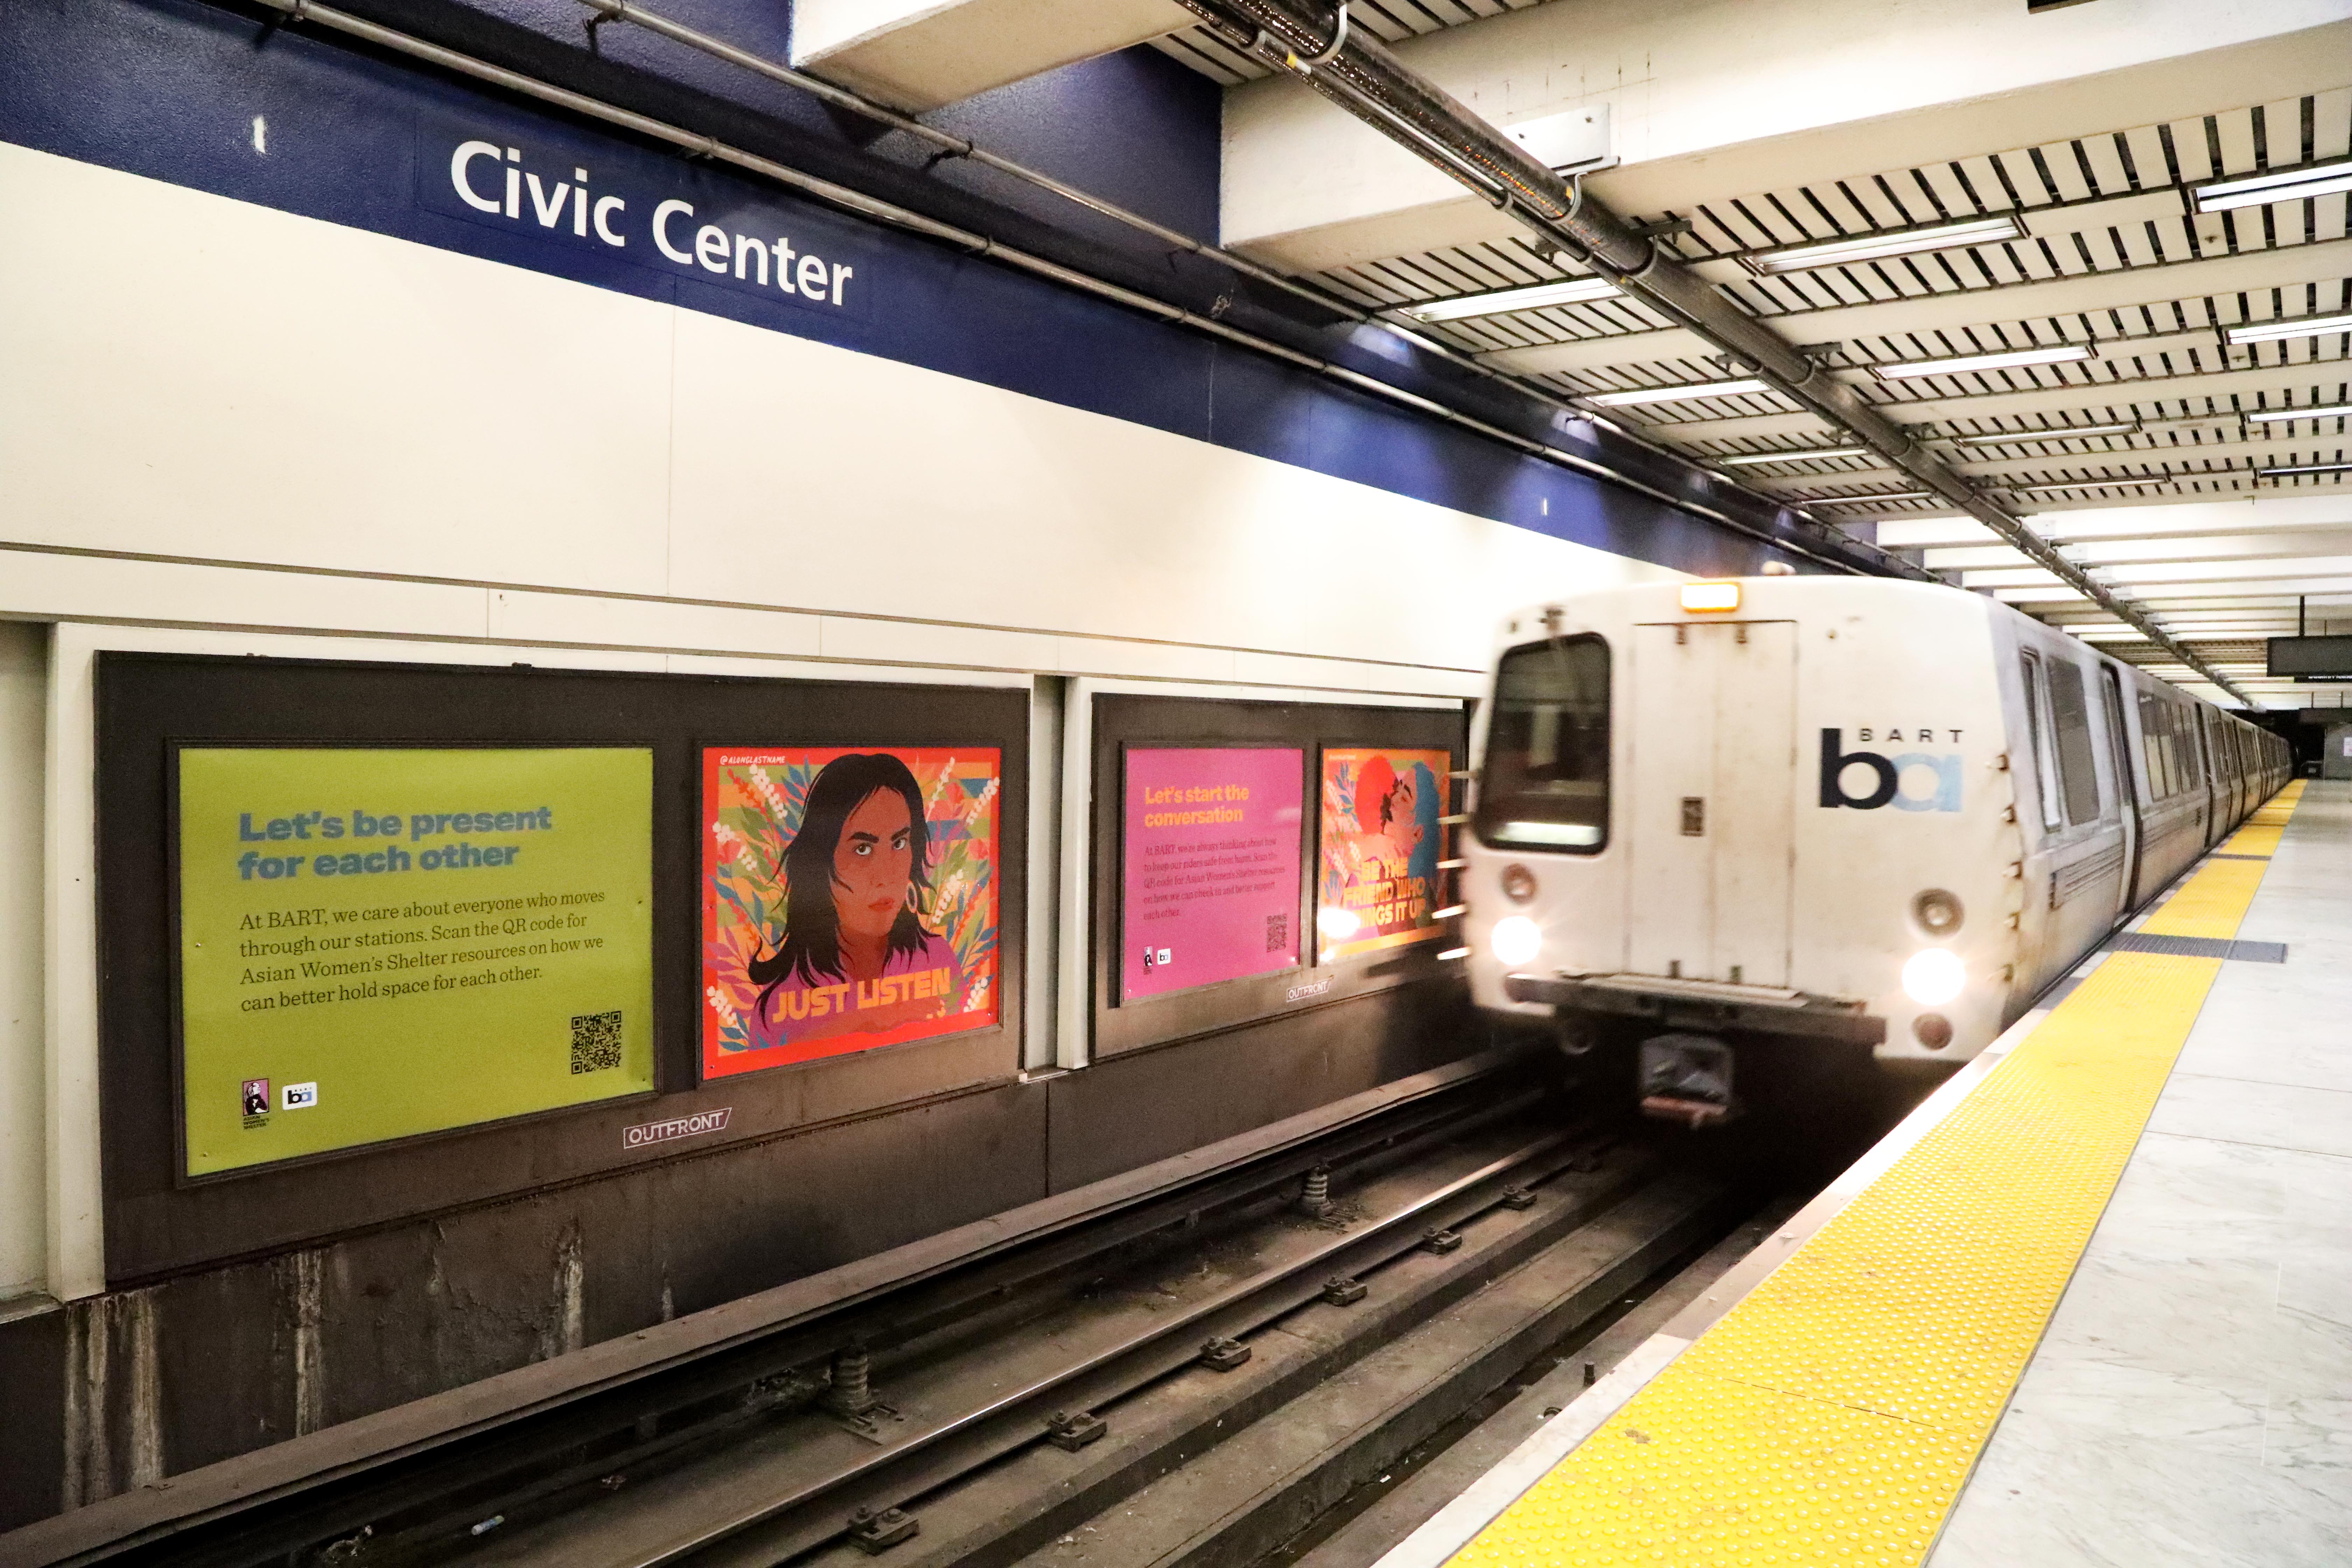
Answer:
1461;575;2289;1118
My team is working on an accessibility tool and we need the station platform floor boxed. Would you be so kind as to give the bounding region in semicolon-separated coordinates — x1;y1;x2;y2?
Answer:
1380;779;2348;1567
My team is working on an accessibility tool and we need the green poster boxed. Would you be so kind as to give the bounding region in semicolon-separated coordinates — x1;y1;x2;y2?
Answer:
177;747;656;1175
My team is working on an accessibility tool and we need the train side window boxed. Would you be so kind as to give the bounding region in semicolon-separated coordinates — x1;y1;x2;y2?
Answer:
2136;693;2170;798
1475;634;1611;853
2177;706;2202;791
2019;653;2062;830
2046;660;2102;825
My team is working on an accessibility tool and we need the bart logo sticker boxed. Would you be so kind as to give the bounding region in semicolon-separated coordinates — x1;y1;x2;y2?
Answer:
282;1081;319;1111
1819;729;1962;812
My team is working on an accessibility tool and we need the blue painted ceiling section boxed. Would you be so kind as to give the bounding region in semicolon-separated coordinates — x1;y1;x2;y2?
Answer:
0;0;1811;580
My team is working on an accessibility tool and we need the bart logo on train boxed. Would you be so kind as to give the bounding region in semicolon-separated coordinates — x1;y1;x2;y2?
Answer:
1818;728;1963;812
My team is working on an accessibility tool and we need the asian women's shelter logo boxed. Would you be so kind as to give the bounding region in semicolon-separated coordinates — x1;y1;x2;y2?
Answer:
1318;748;1447;959
702;748;1000;1076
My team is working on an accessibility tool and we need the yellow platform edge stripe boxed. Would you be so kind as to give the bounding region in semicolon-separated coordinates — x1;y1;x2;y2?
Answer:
1449;783;2304;1568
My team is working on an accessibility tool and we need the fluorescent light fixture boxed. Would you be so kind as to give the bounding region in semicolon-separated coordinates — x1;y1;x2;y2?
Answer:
1680;582;1741;612
2193;157;2352;214
1714;445;1871;465
1812;490;1933;505
1948;421;2140;444
2225;311;2352;347
1402;276;1622;322
1586;378;1770;407
2245;402;2352;424
2008;476;2177;493
1748;215;2025;275
1870;343;2094;381
2259;461;2352;479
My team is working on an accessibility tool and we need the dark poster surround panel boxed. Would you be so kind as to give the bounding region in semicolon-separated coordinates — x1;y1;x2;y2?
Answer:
94;653;1027;1284
1089;693;1467;1059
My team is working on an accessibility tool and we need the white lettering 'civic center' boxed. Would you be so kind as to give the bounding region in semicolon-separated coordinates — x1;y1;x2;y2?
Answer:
448;139;852;308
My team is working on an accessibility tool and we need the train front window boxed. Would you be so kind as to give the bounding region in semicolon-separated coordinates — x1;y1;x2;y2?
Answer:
1477;635;1610;853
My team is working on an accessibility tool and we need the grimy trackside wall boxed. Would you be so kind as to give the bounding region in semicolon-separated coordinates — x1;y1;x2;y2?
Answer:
0;0;1792;1528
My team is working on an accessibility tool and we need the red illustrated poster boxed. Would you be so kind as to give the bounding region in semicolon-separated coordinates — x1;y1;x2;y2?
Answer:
1318;747;1448;959
702;747;1000;1077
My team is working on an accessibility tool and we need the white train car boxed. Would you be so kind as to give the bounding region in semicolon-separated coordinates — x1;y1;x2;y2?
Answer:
1463;575;2288;1118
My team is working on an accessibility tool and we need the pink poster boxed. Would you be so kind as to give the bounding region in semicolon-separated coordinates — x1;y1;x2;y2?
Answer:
1121;747;1304;1001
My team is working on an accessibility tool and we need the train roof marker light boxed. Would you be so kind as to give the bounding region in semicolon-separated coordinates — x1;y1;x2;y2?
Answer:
1586;378;1771;407
1870;343;2095;381
1680;582;1741;612
1745;215;2025;275
2224;310;2352;347
1401;276;1623;322
2193;157;2352;214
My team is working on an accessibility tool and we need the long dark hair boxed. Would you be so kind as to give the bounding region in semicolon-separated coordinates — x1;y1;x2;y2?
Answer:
748;754;936;1007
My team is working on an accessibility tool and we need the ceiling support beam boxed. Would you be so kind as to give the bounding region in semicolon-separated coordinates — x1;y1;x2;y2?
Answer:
1176;0;2251;701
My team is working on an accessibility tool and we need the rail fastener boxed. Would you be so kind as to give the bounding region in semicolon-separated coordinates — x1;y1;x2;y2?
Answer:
1420;1227;1464;1255
1499;1184;1537;1210
1045;1410;1109;1451
1200;1336;1253;1372
847;1505;920;1554
1320;1275;1369;1306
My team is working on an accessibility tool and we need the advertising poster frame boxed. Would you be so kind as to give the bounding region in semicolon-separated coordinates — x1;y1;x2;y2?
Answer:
1115;741;1307;1006
1087;692;1466;1060
170;741;659;1180
93;652;1027;1283
701;744;1003;1079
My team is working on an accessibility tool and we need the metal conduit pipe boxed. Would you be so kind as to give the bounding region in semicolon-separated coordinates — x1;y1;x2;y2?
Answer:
1181;0;2251;703
243;0;1886;578
569;0;1923;581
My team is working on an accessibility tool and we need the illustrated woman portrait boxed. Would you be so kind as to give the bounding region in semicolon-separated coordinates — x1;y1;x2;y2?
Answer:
746;753;958;1045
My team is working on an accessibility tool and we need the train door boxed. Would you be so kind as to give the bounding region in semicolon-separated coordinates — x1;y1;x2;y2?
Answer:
1626;621;1797;986
2098;667;2143;914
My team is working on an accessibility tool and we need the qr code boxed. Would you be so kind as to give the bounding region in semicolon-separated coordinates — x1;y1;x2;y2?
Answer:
570;1010;623;1074
1266;912;1289;953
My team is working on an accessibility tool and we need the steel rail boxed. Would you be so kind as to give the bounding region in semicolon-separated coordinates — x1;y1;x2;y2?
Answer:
7;1049;1539;1568
617;1126;1608;1566
1175;0;2253;703
566;0;1930;583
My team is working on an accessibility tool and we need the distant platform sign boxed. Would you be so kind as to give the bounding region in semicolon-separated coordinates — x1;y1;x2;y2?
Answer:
1121;747;1303;1002
2268;635;2352;680
176;747;654;1176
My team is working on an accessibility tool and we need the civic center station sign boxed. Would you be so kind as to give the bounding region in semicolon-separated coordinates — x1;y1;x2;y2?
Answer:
420;119;874;321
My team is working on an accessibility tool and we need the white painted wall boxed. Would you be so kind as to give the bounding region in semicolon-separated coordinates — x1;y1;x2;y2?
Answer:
0;622;43;1302
0;140;1688;1297
791;0;1188;111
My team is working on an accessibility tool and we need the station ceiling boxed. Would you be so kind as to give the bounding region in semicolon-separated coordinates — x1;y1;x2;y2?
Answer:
1142;0;2352;709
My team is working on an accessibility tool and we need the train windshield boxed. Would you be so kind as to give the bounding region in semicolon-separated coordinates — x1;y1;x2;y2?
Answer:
1476;634;1610;853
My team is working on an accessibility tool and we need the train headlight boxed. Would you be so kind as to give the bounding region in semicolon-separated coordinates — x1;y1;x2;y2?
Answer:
1491;916;1543;967
1902;948;1965;1006
1500;863;1539;904
1912;888;1965;936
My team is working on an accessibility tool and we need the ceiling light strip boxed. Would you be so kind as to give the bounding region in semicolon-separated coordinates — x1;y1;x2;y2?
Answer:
1714;446;1871;466
1584;378;1772;407
1747;216;2025;275
2245;402;2352;424
1401;276;1622;321
1944;421;2141;444
2193;157;2352;214
2259;461;2352;479
2224;312;2352;347
1871;343;2095;382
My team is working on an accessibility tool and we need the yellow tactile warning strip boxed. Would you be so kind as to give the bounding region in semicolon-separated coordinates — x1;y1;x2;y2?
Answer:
1448;784;2305;1568
2219;782;2301;858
